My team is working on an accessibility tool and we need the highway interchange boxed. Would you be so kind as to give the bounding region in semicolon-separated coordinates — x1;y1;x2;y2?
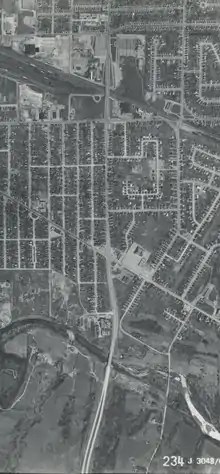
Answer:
0;41;119;474
1;44;220;144
1;36;220;472
81;5;120;472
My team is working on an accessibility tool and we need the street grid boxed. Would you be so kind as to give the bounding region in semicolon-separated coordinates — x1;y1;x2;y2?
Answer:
0;120;114;316
0;118;220;323
0;7;219;314
2;0;220;470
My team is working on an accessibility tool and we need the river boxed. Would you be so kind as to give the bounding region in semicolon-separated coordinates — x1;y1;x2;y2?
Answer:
0;317;145;382
180;374;220;442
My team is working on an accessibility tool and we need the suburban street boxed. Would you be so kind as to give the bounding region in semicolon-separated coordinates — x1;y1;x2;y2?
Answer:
1;45;220;149
1;1;220;470
0;45;106;96
81;3;120;471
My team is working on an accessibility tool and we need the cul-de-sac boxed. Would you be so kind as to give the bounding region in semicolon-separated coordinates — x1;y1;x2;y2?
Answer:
0;0;220;473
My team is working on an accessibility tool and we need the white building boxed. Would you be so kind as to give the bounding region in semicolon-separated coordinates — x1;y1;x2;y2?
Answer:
3;13;17;35
113;242;155;281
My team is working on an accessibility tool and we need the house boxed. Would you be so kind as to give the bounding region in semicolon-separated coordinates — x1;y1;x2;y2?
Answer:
24;43;39;55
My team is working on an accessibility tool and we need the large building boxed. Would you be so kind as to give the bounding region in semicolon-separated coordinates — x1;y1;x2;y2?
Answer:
112;242;155;283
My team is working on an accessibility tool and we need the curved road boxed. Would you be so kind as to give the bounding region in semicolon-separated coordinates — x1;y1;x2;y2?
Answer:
81;7;120;472
0;316;143;381
2;42;220;471
1;45;220;147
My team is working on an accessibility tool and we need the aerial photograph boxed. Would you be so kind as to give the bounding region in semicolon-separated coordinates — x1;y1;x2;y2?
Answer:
1;0;220;473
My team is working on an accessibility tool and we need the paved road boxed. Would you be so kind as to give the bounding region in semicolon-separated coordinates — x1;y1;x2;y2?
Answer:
81;6;120;472
0;46;106;97
1;46;220;145
0;316;144;383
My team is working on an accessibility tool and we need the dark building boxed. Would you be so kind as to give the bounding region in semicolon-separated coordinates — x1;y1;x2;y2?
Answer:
24;44;40;55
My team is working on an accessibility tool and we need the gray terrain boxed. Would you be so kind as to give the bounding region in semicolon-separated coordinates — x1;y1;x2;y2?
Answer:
0;0;220;473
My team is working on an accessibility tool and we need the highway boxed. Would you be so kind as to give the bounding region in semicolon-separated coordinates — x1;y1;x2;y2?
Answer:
2;42;220;470
81;4;120;472
0;46;106;98
0;46;220;146
0;315;145;383
0;44;122;473
0;38;124;474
